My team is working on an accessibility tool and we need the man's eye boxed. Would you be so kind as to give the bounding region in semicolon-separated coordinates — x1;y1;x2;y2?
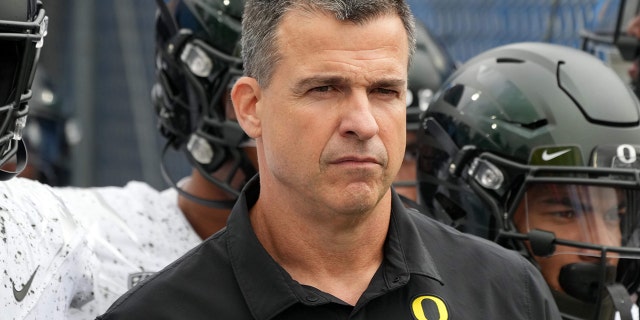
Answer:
373;88;397;95
311;86;332;93
603;207;624;224
552;210;576;219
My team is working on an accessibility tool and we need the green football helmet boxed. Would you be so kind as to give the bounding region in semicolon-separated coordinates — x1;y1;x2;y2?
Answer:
417;42;640;319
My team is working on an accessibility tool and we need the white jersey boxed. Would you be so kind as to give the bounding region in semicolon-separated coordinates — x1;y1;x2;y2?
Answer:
1;178;95;320
56;181;201;319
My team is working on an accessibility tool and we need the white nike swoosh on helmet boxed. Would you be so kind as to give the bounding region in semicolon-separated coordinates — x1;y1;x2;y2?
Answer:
541;149;571;161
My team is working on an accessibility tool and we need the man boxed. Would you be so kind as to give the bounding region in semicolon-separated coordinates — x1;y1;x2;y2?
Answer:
1;0;445;318
0;1;97;319
64;0;456;316
98;1;561;319
416;41;640;319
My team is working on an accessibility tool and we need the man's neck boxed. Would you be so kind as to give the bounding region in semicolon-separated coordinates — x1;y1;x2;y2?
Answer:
249;193;392;305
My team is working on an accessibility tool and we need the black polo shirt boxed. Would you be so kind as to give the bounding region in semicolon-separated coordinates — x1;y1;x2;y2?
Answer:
98;176;561;319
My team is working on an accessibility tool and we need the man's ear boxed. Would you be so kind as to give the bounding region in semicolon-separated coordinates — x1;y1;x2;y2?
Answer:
231;76;262;138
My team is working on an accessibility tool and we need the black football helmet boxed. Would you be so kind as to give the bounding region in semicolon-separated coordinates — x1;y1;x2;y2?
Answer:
153;0;255;208
393;21;456;197
417;42;640;319
405;21;457;132
0;0;47;180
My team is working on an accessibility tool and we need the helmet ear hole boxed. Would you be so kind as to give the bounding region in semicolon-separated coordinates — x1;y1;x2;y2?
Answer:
186;133;228;174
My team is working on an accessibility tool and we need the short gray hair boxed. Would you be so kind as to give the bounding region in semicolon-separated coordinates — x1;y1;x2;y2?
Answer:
241;0;416;87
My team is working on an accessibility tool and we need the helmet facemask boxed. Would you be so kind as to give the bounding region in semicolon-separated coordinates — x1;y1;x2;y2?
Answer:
456;146;640;319
0;1;47;180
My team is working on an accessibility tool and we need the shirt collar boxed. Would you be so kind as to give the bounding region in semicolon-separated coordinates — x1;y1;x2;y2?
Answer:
386;188;443;285
226;175;442;320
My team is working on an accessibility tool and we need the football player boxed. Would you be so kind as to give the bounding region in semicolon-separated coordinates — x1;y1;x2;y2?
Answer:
55;0;253;316
0;1;97;319
416;41;640;319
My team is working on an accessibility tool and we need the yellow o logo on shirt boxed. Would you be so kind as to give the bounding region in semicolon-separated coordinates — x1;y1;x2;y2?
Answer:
411;295;449;320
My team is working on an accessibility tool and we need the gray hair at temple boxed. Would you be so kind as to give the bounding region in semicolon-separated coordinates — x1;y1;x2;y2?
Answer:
241;0;416;87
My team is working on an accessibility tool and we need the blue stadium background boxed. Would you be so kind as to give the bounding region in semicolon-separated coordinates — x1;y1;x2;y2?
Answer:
39;0;603;188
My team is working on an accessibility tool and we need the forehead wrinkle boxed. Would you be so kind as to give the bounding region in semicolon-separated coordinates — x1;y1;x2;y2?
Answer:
277;11;409;77
313;55;406;80
310;49;407;73
319;46;405;57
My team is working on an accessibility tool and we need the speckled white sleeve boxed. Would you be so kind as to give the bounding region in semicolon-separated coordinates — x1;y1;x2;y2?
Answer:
0;178;95;320
58;181;201;319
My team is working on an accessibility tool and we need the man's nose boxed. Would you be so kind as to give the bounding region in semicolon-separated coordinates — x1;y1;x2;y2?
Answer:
338;91;379;141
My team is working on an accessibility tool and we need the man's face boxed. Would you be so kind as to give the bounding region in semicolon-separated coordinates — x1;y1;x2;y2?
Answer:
255;11;408;215
513;183;625;292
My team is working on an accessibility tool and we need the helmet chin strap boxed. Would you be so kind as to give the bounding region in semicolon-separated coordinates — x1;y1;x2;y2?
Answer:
558;263;633;320
160;141;236;209
559;263;616;303
600;284;634;320
0;139;27;181
552;281;633;320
